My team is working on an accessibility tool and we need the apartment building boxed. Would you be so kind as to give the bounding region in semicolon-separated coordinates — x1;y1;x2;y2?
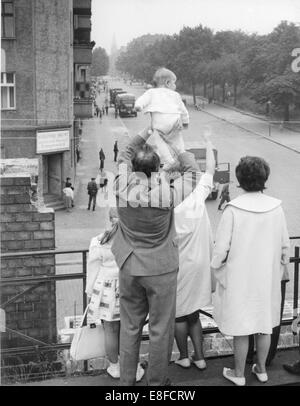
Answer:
1;0;94;204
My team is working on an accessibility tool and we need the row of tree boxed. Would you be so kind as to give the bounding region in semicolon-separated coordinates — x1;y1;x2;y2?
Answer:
116;22;300;121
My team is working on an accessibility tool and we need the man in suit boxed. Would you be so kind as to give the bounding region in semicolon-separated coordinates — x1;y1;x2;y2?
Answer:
112;127;213;385
87;177;98;211
113;141;119;162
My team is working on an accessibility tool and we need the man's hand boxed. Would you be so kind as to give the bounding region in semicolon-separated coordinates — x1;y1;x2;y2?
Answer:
138;126;153;141
182;123;189;129
134;105;142;112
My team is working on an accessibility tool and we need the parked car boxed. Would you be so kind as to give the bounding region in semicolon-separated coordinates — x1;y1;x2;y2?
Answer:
185;141;230;200
115;93;137;117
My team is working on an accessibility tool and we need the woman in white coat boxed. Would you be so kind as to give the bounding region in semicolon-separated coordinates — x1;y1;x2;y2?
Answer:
170;133;215;370
211;156;290;386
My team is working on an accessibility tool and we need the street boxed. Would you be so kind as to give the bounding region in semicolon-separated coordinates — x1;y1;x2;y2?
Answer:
54;78;300;330
108;79;300;237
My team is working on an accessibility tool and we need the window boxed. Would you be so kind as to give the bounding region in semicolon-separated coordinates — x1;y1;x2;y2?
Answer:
74;15;91;29
80;69;86;82
1;1;15;38
1;72;16;109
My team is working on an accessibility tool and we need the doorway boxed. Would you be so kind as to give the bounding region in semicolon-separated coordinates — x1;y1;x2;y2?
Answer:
43;154;63;196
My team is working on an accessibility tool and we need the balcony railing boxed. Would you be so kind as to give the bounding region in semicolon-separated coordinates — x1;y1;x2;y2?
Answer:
1;237;299;359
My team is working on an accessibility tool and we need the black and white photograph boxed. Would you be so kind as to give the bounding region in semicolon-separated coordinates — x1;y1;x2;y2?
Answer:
0;0;300;391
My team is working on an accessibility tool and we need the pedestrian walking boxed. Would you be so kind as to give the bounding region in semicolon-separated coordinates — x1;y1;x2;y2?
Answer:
112;126;202;386
96;105;100;117
65;177;74;207
218;182;230;210
98;169;108;193
86;208;145;382
105;98;109;115
211;156;290;386
114;106;118;119
63;186;74;212
266;100;272;115
99;148;105;170
87;177;98;211
102;106;105;116
76;146;81;162
113;141;119;162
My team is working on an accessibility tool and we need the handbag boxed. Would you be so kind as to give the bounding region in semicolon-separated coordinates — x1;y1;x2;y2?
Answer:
70;305;106;361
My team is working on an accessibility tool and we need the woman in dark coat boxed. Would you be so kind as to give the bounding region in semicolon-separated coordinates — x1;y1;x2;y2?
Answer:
99;148;105;170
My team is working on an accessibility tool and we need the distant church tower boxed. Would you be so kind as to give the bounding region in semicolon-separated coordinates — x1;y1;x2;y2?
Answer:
109;34;118;76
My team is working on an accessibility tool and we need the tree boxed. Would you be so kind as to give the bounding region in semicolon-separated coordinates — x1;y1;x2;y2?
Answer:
90;47;109;77
116;34;166;80
174;25;216;104
247;22;300;120
253;72;300;121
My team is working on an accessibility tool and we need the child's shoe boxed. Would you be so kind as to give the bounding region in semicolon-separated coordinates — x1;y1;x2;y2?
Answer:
107;361;120;379
136;363;145;382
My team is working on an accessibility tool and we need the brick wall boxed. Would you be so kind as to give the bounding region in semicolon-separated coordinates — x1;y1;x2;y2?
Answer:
0;174;57;350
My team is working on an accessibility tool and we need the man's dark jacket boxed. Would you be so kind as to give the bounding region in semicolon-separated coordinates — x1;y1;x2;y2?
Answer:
112;134;200;276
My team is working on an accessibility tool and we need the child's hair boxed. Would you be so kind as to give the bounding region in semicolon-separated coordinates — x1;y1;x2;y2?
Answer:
153;67;176;87
99;207;119;245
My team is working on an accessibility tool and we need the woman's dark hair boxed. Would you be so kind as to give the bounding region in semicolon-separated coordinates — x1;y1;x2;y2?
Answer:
235;156;270;192
132;144;160;178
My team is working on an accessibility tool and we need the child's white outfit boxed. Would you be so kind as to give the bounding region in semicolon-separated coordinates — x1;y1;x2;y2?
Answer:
135;88;189;168
86;235;120;322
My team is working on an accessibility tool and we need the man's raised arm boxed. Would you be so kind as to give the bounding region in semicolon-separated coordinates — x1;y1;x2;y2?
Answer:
117;127;152;169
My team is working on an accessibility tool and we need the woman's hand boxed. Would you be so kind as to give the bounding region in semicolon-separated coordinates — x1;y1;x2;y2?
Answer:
203;125;212;144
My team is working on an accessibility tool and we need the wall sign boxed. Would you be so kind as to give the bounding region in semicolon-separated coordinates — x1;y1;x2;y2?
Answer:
36;129;70;154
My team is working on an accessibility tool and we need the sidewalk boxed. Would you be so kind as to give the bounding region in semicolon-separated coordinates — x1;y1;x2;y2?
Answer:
183;94;300;154
55;93;126;250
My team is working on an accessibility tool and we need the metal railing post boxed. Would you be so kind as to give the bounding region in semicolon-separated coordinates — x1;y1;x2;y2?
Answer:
293;247;299;320
82;251;87;312
82;251;88;372
47;281;53;343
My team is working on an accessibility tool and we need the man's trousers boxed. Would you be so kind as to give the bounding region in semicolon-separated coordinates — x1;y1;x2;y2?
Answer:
119;269;178;386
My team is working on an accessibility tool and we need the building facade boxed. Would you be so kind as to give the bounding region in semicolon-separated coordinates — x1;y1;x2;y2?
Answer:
1;0;94;203
73;0;94;120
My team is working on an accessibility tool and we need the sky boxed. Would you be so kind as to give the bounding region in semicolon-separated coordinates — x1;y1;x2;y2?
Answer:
91;0;299;54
